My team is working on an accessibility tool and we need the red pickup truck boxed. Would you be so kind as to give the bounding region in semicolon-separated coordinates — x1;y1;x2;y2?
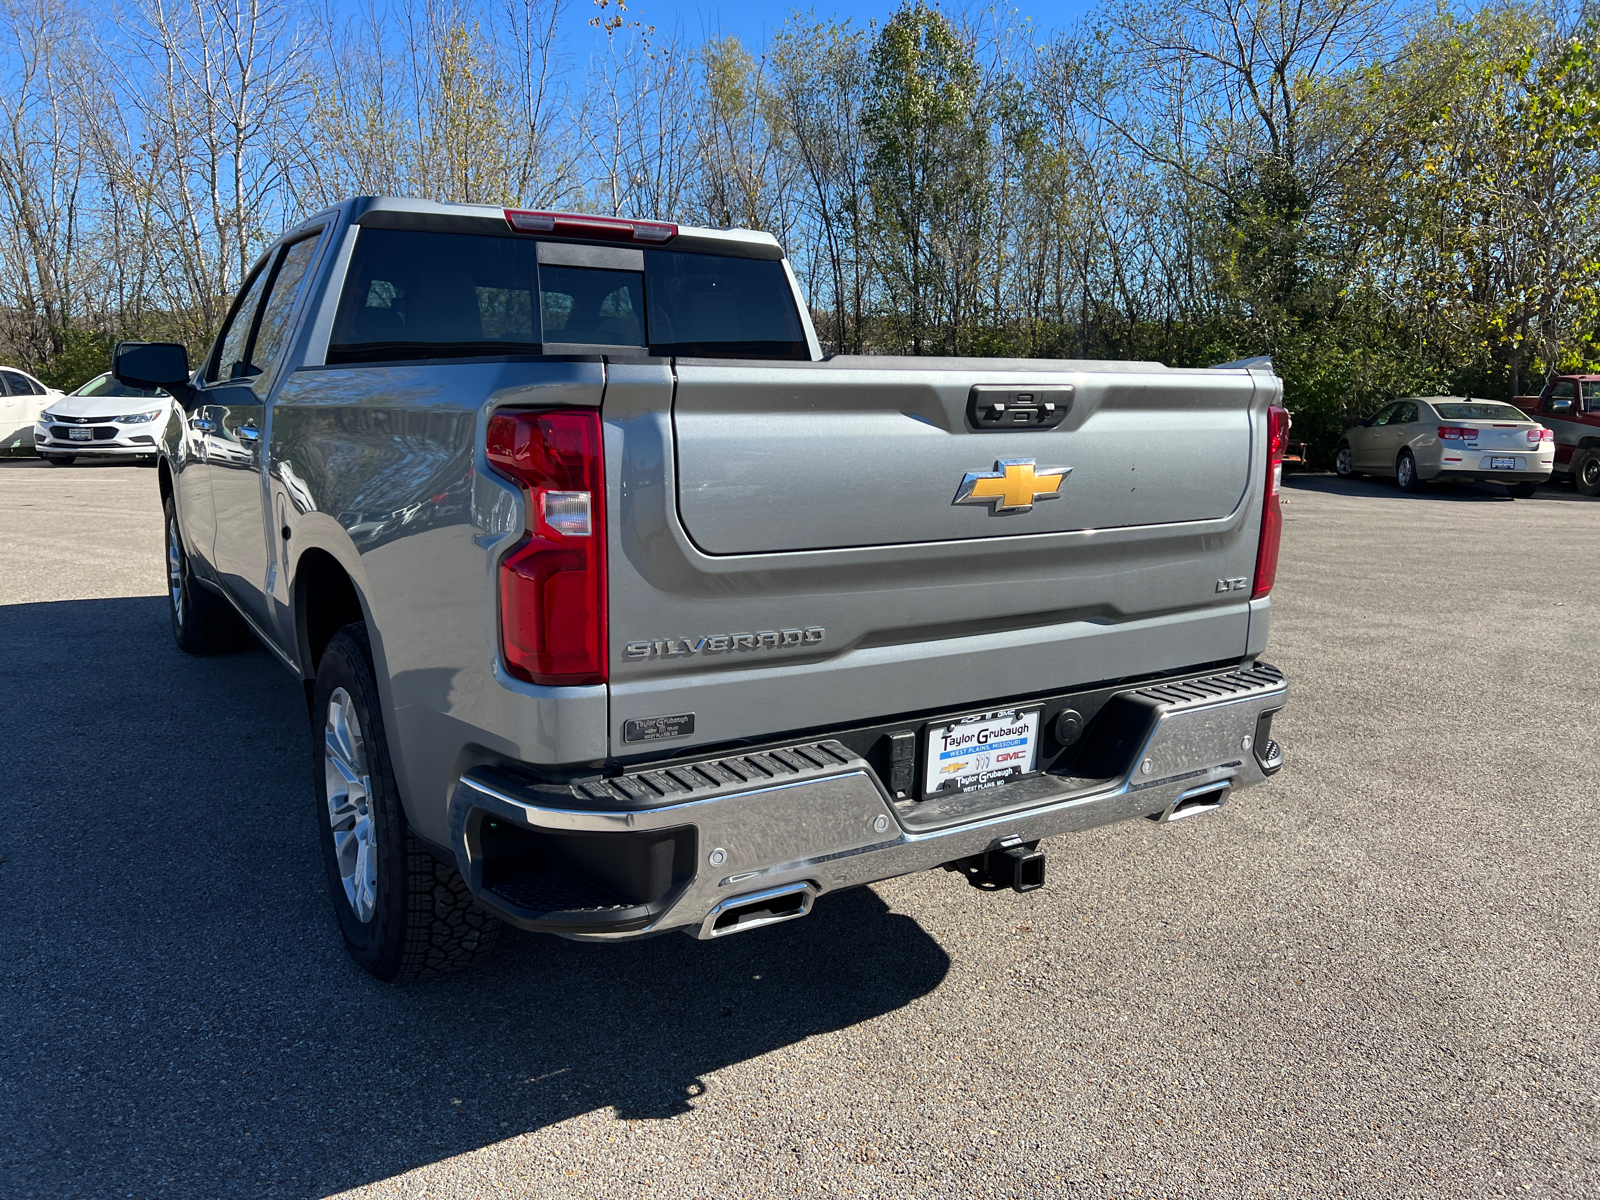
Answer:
1513;375;1600;494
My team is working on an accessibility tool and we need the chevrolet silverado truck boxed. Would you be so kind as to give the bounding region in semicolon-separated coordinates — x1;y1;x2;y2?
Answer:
114;197;1290;981
1513;375;1600;493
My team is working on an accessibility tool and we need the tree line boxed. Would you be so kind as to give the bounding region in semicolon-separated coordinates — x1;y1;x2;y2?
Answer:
0;0;1596;453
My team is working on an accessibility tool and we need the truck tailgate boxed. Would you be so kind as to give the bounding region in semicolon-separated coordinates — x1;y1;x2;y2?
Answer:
673;359;1253;552
603;357;1273;758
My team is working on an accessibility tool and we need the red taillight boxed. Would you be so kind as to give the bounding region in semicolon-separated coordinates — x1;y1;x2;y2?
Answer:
1252;404;1288;600
504;208;677;244
486;410;607;686
1530;427;1553;442
1437;426;1478;441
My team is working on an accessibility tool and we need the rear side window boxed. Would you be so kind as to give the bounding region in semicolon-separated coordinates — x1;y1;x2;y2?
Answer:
327;228;807;364
250;235;322;374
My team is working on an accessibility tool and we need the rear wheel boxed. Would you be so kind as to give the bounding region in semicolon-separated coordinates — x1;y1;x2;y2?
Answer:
1334;443;1355;478
40;454;75;466
313;624;501;981
1575;451;1600;496
1507;481;1539;499
1395;450;1420;492
164;494;251;654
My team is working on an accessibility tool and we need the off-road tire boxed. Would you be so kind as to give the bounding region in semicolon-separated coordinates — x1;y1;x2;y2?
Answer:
1574;451;1600;497
1334;442;1355;478
312;624;501;981
1395;450;1420;492
164;493;251;655
41;454;75;466
1507;481;1539;499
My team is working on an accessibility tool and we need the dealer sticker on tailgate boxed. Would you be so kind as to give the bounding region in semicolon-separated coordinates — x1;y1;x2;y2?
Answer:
924;707;1041;796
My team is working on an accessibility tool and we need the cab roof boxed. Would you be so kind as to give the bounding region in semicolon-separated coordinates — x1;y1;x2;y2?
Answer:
315;196;786;262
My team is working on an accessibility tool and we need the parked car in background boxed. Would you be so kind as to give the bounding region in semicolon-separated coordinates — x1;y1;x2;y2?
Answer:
33;371;172;466
1512;375;1600;494
1335;397;1553;496
0;366;64;455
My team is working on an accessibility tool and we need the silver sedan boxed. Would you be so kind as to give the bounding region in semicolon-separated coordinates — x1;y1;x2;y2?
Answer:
1334;397;1554;496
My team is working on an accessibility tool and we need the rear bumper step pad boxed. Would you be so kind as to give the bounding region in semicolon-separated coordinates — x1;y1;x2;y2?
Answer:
448;662;1287;938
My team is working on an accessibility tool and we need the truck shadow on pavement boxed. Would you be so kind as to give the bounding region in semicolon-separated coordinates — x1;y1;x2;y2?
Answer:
1284;471;1592;502
0;596;951;1199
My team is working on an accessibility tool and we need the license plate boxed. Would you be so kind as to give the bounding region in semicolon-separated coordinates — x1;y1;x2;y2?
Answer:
67;427;91;441
923;707;1041;797
1488;456;1517;470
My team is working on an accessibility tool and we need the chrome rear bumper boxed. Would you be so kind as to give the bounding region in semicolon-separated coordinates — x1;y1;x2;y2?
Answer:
448;662;1287;940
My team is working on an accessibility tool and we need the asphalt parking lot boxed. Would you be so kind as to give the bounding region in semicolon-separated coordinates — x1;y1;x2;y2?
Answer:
1;458;1596;1199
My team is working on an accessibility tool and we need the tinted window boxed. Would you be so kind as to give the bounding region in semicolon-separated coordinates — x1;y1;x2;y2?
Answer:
327;228;808;364
210;264;272;382
1434;403;1528;421
330;229;542;363
540;265;644;347
250;235;321;374
645;252;806;358
1394;402;1419;424
1367;404;1398;426
1581;381;1600;409
1;369;29;395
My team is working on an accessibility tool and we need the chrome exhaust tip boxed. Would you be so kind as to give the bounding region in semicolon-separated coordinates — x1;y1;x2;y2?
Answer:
1149;781;1231;823
698;882;816;939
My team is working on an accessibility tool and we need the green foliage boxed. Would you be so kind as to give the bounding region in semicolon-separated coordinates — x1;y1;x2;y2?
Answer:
862;2;991;353
34;330;112;393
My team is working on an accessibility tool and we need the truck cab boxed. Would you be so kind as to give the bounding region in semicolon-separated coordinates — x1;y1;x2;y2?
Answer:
1513;375;1600;493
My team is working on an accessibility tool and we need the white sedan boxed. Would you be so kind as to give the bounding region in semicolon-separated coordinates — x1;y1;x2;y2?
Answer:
0;366;65;455
34;372;173;466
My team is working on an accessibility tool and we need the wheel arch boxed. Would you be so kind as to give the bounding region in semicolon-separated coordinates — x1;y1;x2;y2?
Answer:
293;546;371;697
157;457;174;506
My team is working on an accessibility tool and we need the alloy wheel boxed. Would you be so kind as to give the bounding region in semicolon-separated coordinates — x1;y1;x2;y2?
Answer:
1398;455;1414;488
1336;445;1353;476
167;518;184;627
1583;458;1600;490
325;687;379;922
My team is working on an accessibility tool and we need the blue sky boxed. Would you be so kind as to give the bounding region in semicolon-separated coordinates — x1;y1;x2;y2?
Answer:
555;0;1099;55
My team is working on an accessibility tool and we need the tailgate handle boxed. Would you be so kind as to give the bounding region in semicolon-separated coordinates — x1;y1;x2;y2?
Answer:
967;385;1072;430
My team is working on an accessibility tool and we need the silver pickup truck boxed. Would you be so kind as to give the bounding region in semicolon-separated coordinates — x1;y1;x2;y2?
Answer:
114;197;1289;981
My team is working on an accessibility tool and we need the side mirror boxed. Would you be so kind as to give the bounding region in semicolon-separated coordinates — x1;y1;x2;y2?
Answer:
113;341;194;404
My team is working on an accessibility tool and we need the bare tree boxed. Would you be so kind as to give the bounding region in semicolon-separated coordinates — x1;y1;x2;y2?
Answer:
579;4;694;219
0;0;91;370
770;16;871;352
112;0;311;343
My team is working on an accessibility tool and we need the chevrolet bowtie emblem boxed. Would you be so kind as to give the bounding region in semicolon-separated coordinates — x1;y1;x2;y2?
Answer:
953;458;1071;513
